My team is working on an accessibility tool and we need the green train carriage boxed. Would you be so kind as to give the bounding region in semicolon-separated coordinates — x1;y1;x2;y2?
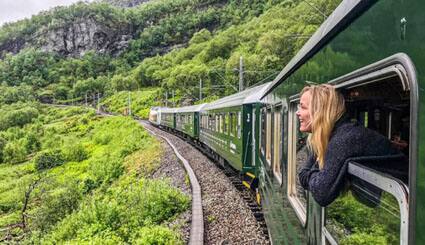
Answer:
158;107;176;130
199;83;271;182
257;0;423;244
174;104;207;139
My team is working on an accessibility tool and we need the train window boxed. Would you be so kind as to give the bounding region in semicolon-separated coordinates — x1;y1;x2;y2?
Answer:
273;106;282;184
223;113;229;134
266;108;272;165
237;111;241;139
219;115;222;133
287;101;308;225
338;66;411;184
229;113;234;136
260;109;267;156
212;115;215;132
324;161;408;245
230;112;237;137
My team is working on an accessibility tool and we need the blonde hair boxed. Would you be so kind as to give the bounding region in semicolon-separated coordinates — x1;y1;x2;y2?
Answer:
301;84;345;169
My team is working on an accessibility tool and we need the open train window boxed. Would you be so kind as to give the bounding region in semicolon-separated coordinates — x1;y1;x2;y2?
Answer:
260;108;267;156
287;100;308;225
230;112;237;137
273;106;283;184
323;57;416;245
266;108;272;165
214;115;218;132
223;113;229;134
237;111;242;139
208;114;212;130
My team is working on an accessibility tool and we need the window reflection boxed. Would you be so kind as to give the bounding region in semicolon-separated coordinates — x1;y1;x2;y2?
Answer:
295;118;308;208
325;176;401;245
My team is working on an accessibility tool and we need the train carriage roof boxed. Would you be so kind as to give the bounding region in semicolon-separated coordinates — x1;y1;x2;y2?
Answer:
261;0;372;98
158;107;176;113
203;82;272;111
174;103;207;113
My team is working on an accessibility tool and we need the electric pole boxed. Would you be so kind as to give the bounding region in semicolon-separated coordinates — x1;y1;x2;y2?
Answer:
165;91;168;107
239;56;244;92
97;93;100;113
199;78;202;101
128;91;132;116
172;90;175;107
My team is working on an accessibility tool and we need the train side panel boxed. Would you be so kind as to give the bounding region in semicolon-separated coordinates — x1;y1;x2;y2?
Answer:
200;106;244;171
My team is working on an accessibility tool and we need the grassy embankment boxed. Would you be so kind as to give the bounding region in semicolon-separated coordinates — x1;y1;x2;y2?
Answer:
0;104;189;243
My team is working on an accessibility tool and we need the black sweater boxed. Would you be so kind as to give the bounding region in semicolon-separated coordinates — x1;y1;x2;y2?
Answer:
298;116;399;206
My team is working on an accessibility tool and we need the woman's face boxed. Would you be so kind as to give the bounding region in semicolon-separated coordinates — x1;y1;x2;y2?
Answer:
296;91;312;132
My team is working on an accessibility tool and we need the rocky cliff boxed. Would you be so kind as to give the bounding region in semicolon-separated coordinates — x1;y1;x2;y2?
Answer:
0;18;132;57
37;18;132;57
103;0;150;8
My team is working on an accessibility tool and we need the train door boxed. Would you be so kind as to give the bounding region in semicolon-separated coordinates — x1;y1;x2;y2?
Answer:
322;56;416;244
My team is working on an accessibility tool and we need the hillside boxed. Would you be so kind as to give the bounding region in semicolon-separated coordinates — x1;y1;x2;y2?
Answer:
0;0;292;111
0;105;189;243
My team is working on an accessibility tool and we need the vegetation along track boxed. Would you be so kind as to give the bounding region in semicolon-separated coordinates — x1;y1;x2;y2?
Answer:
141;121;269;244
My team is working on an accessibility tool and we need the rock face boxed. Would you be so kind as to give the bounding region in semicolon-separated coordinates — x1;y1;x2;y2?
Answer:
36;18;132;57
0;37;26;56
103;0;150;8
0;18;133;57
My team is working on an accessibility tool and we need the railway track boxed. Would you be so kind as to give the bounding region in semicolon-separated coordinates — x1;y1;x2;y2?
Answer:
140;120;269;244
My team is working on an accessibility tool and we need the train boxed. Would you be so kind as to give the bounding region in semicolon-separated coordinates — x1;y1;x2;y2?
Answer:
149;0;424;244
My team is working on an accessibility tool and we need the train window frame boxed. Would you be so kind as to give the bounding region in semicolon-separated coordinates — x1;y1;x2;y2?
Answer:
214;114;217;132
322;54;418;244
287;99;307;226
266;108;272;166
237;111;242;139
260;108;267;157
322;161;409;245
225;113;229;135
229;112;237;137
273;105;283;185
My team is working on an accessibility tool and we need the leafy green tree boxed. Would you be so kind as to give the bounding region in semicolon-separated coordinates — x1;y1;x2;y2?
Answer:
2;140;27;164
110;74;138;92
189;28;212;45
34;150;65;172
0;136;6;163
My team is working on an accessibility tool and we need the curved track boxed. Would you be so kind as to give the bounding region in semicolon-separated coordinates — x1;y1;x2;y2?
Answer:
140;121;204;245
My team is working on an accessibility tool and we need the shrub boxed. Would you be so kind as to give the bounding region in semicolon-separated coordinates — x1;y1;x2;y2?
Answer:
62;140;88;162
34;150;65;171
82;178;97;194
131;226;182;245
0;106;39;131
43;179;189;243
31;181;82;233
2;140;27;164
0;136;6;163
89;154;124;186
23;132;41;153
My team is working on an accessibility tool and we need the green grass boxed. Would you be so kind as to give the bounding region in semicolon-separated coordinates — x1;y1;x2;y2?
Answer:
0;105;189;244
